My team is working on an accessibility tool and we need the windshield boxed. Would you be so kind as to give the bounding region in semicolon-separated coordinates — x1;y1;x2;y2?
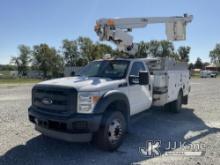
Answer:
77;60;130;79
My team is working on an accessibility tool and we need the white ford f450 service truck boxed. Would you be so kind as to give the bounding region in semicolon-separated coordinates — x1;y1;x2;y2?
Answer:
28;14;193;151
28;57;190;151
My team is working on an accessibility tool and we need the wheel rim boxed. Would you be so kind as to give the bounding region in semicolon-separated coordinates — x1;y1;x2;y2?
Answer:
108;118;123;144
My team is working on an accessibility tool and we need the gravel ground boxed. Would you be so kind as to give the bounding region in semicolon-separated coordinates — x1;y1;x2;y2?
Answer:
0;78;220;165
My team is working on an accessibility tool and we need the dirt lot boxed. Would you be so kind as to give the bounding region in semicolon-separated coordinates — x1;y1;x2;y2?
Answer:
0;78;220;165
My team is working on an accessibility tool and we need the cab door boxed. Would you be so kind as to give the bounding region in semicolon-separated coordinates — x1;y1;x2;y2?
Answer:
127;62;152;115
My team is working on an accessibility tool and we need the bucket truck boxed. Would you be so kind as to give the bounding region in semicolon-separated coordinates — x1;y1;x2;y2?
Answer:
28;14;193;151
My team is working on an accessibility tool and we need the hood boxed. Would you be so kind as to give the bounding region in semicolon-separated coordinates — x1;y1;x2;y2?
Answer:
38;76;126;92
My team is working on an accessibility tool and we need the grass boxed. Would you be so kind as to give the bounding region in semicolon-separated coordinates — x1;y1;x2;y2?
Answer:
0;70;11;78
0;78;42;84
0;70;42;84
191;73;200;78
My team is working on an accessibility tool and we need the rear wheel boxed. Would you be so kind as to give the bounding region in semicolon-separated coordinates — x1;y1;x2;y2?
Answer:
170;90;183;113
94;111;127;151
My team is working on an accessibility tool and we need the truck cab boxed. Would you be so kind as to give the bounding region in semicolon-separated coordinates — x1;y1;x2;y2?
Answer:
28;57;189;151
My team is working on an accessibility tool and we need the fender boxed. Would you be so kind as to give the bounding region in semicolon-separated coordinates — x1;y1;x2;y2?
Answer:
93;90;130;115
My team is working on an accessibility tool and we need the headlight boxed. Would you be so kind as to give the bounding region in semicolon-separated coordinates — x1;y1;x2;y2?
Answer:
78;92;101;114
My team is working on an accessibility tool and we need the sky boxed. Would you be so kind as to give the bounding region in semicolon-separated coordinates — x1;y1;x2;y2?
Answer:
0;0;219;64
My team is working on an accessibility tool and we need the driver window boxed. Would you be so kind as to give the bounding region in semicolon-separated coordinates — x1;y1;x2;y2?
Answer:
129;62;146;76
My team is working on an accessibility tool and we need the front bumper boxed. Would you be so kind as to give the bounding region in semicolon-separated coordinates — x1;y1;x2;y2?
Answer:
28;106;103;142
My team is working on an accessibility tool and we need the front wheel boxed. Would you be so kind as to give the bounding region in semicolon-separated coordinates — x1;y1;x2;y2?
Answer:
93;111;127;151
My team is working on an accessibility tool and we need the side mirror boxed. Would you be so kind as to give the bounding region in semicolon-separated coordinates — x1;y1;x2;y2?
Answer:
139;71;149;85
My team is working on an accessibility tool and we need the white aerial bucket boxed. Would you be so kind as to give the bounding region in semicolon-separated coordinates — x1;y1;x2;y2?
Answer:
166;21;186;41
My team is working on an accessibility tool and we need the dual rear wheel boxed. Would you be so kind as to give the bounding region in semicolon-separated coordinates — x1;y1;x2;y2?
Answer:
166;90;183;113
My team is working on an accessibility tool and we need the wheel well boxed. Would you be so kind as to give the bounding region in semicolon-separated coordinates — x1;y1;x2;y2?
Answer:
105;100;129;124
107;100;129;116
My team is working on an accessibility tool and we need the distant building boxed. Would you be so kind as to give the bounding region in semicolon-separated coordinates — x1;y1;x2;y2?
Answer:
205;63;220;72
27;70;43;78
10;70;43;78
64;67;82;77
192;68;201;72
10;71;18;77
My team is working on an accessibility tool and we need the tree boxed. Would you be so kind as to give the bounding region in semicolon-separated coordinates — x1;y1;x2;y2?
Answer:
76;58;88;66
96;43;113;56
188;63;194;70
62;38;115;66
0;64;16;71
62;39;79;66
11;45;31;76
203;62;210;67
136;40;176;58
136;41;149;58
209;44;220;64
51;52;65;77
194;57;203;69
112;49;125;57
32;44;64;78
143;40;161;57
77;37;114;61
177;46;191;62
159;40;175;58
77;37;95;61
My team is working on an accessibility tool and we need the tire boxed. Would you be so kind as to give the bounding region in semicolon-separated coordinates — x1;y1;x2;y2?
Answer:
170;90;183;113
164;103;171;111
93;110;127;151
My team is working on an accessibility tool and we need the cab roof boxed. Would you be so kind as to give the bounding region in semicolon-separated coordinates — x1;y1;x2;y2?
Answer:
94;57;159;62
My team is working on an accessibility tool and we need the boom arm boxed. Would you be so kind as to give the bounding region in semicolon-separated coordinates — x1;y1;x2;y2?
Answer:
95;14;193;55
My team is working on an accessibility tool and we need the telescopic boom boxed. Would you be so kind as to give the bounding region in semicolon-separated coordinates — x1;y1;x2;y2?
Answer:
95;14;193;55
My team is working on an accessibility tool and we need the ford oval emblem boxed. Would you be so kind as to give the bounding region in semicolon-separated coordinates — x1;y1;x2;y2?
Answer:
42;98;53;105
